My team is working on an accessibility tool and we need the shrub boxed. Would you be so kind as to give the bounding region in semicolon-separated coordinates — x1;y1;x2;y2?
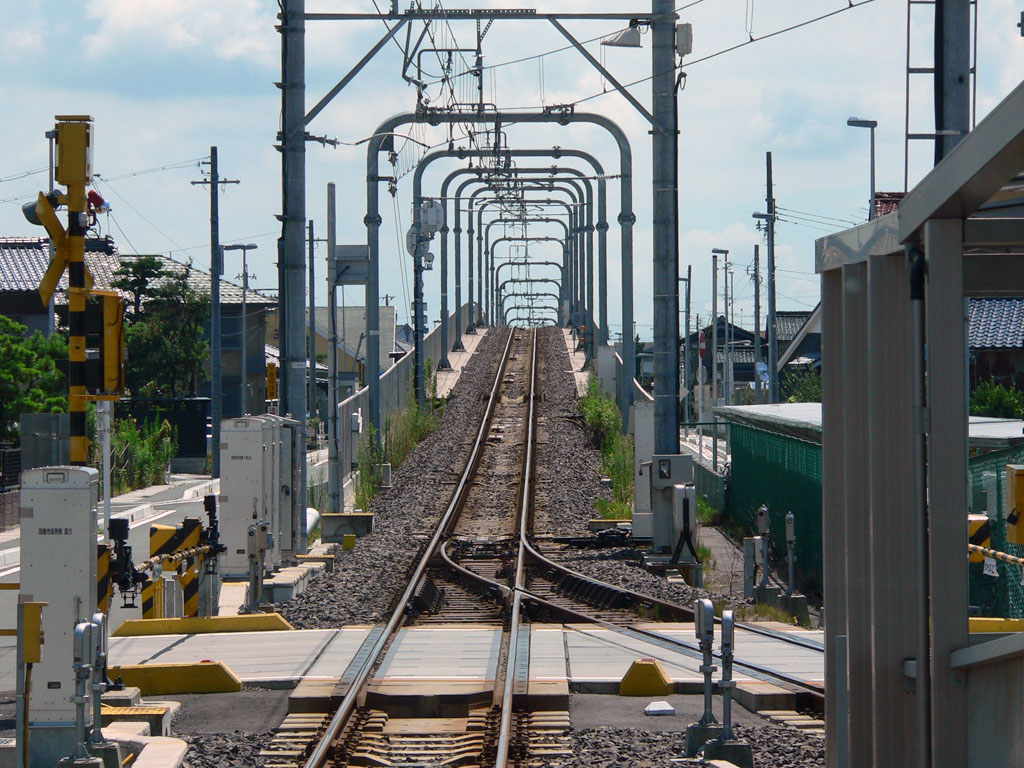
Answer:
971;379;1024;419
111;418;176;494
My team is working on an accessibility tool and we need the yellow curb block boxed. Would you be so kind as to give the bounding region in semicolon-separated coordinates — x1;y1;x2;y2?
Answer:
112;613;294;637
619;657;674;697
109;662;243;695
969;617;1024;633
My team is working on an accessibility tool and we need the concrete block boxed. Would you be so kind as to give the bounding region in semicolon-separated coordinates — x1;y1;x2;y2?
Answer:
733;682;796;712
289;677;339;714
102;687;143;708
101;703;179;737
778;593;810;625
0;738;14;768
619;657;673;697
113;613;294;636
108;661;242;695
703;738;754;768
754;584;781;605
321;512;374;541
644;700;675;716
685;722;723;757
526;679;570;711
586;519;619;532
296;553;334;573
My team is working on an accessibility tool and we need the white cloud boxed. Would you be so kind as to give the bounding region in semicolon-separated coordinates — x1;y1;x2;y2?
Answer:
82;0;277;66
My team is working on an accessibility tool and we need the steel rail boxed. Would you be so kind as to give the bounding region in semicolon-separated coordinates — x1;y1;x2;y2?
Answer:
495;328;538;767
301;328;518;768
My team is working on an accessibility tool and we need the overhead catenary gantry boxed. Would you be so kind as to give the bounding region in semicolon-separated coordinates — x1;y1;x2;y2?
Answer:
284;2;683;554
412;145;618;396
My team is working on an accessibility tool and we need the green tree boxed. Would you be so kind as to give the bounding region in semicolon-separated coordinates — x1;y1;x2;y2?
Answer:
970;379;1024;419
782;366;822;403
112;255;167;321
0;315;68;442
125;263;210;398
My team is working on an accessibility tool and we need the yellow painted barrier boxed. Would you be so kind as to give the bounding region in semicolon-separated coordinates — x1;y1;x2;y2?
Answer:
969;617;1024;633
619;657;674;696
108;662;242;695
112;613;293;637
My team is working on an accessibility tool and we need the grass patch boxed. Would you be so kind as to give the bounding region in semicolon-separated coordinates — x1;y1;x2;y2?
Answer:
580;376;634;520
111;417;177;495
736;602;806;626
355;363;443;512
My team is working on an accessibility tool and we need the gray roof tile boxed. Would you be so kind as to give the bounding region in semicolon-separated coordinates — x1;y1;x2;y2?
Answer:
969;298;1024;349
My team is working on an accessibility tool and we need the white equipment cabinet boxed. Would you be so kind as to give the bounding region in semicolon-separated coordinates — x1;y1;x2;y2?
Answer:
220;417;269;577
20;467;99;741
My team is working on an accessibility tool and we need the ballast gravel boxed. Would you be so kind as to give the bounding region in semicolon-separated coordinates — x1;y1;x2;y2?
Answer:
182;732;274;768
533;327;610;536
560;723;823;767
279;328;510;628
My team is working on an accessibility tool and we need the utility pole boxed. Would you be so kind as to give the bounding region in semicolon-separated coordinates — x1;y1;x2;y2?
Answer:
308;220;316;423
766;152;778;403
752;244;762;400
224;243;258;415
279;0;308;517
723;253;731;406
651;0;681;470
711;250;719;405
934;0;971;163
191;147;239;478
327;183;340;515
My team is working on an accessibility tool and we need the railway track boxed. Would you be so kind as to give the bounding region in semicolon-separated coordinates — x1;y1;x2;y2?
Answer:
270;327;823;768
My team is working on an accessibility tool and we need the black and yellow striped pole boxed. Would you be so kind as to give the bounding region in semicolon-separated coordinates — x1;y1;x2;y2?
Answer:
33;116;96;466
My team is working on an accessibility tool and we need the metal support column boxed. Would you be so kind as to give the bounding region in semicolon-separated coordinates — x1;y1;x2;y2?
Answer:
842;261;872;766
326;183;340;514
821;269;848;768
923;218;967;766
279;0;308;504
652;0;680;456
867;253;919;768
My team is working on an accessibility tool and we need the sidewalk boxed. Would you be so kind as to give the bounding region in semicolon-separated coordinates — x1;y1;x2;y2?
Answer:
680;427;731;470
436;328;488;398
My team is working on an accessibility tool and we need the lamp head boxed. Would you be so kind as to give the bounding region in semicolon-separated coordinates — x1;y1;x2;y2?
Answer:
847;117;877;129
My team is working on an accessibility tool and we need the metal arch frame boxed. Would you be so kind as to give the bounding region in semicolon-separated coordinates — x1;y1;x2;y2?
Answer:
496;277;561;314
360;107;635;424
486;216;570;315
462;181;580;329
415;147;605;365
488;234;569;313
503;298;560;325
494;259;563;289
478;175;590;331
502;293;561;325
473;180;584;326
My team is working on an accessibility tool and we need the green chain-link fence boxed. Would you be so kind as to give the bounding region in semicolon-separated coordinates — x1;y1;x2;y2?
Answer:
726;423;1024;614
728;424;823;594
967;445;1024;618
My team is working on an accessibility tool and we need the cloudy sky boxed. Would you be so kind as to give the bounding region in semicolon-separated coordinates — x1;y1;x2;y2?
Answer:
2;0;1023;341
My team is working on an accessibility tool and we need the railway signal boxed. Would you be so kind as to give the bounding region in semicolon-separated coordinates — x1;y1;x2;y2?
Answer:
23;116;124;465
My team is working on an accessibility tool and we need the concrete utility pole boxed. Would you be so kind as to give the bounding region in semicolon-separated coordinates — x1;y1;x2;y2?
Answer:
279;0;308;509
651;0;680;458
326;183;341;515
934;0;971;162
223;243;258;415
723;253;730;406
766;152;778;402
191;147;239;478
753;244;762;400
308;220;316;421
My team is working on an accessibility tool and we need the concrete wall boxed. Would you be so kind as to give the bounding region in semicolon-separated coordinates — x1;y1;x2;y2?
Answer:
336;303;475;488
967;653;1024;766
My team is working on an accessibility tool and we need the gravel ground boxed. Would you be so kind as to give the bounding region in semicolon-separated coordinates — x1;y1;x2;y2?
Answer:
559;723;823;767
279;328;510;627
182;732;274;768
533;327;610;536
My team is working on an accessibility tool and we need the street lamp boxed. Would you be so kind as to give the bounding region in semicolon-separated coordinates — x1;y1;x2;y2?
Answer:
223;243;258;415
847;117;878;220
